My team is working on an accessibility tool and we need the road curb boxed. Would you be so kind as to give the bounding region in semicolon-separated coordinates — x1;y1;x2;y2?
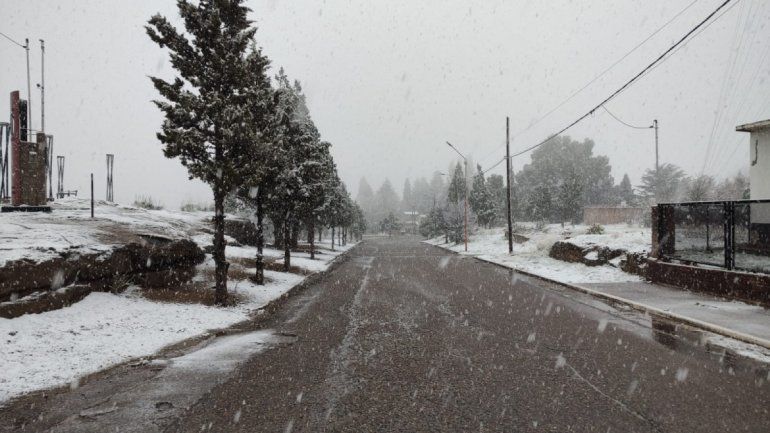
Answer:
426;241;770;350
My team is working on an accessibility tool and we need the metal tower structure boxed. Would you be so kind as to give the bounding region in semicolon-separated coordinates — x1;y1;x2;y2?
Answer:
106;154;114;202
56;155;64;198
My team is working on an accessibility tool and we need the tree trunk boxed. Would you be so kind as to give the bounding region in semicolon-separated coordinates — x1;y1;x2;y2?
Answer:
213;188;228;306
331;226;335;251
318;227;322;242
309;219;315;260
255;190;265;285
273;218;284;249
283;213;291;272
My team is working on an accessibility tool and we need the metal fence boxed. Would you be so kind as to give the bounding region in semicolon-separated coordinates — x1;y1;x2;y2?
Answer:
657;200;770;274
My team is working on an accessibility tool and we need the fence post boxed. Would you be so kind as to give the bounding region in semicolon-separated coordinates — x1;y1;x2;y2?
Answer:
724;202;735;270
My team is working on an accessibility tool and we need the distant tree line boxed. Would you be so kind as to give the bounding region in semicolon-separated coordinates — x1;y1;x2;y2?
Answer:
403;135;749;242
146;0;364;305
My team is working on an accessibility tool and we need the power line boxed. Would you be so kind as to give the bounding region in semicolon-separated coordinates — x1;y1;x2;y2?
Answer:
511;0;737;159
481;157;505;175
477;0;701;165
602;105;652;130
0;31;25;48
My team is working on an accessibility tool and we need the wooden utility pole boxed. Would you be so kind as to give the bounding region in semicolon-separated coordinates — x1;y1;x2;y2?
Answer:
90;173;94;218
463;159;468;252
505;117;513;254
653;119;659;172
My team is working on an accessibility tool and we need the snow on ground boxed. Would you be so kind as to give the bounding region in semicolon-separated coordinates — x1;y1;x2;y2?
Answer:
426;224;648;284
0;241;340;403
0;199;354;404
0;197;212;267
566;226;650;255
0;291;244;402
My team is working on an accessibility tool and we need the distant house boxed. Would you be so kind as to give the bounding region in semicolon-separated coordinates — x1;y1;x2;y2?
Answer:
583;206;645;225
402;211;423;234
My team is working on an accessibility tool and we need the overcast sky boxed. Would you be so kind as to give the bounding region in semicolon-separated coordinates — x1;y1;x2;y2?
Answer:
2;0;768;208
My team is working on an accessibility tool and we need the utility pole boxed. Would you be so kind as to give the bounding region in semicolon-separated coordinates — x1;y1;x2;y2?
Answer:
506;117;513;254
464;159;468;252
39;40;45;132
653;119;659;172
25;38;32;133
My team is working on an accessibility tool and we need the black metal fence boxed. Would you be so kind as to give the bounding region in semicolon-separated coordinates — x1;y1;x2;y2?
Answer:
657;199;770;274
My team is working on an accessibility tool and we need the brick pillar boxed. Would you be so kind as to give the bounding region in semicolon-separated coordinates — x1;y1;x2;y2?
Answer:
651;205;676;258
651;206;660;258
10;91;20;206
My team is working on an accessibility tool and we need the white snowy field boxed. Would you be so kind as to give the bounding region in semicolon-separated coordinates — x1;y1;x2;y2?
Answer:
426;224;650;284
0;198;355;403
0;197;212;267
0;241;352;403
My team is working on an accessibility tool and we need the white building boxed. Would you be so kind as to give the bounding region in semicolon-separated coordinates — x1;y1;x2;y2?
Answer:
736;119;770;248
736;119;770;200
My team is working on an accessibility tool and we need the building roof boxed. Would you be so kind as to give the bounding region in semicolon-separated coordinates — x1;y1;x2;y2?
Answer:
736;119;770;132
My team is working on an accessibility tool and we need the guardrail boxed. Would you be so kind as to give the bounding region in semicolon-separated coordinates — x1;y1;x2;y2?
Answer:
656;199;770;274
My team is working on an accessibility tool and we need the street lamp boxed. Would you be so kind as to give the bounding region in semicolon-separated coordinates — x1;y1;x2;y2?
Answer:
445;141;468;252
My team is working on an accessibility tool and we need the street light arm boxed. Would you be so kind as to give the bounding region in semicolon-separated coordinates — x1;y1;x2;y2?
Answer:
445;141;466;160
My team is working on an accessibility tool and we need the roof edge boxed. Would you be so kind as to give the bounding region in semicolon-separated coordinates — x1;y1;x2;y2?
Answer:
736;119;770;132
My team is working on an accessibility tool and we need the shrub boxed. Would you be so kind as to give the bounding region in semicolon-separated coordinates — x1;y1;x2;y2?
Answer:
587;224;605;235
181;201;214;212
133;195;164;210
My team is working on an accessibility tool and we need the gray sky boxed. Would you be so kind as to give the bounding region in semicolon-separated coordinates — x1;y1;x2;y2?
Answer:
2;0;768;208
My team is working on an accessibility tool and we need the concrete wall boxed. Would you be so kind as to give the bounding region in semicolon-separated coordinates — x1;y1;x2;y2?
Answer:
583;207;644;225
648;258;770;306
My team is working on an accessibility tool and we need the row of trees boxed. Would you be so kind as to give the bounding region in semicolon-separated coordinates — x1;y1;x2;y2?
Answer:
146;0;363;305
417;135;750;241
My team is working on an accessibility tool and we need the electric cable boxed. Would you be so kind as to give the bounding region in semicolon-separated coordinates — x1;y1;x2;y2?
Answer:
601;105;653;130
511;0;738;159
477;0;701;166
0;31;25;48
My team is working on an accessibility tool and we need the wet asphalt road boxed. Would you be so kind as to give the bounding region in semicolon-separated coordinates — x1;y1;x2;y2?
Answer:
168;237;770;433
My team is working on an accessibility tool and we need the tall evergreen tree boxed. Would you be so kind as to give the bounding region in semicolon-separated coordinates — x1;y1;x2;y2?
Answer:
266;71;323;271
486;174;506;223
617;174;637;206
429;171;447;208
638;163;687;203
146;0;262;305
373;179;400;224
447;163;466;205
356;177;374;225
402;179;414;212
469;165;496;228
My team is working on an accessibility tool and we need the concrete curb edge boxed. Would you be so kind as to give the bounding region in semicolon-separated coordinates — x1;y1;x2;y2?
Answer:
426;241;770;350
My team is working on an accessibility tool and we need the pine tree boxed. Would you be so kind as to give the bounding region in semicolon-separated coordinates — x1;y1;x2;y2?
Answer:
486;174;506;223
402;179;414;212
617;174;637;206
373;179;400;224
638;163;687;203
469;165;496;228
266;70;322;271
447;163;465;205
146;0;261;305
356;177;374;226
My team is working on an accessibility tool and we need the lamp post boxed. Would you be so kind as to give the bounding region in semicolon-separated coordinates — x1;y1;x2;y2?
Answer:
445;141;468;252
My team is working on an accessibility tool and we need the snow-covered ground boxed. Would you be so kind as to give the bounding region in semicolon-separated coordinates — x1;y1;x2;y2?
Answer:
0;197;212;267
0;198;355;403
426;224;650;284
